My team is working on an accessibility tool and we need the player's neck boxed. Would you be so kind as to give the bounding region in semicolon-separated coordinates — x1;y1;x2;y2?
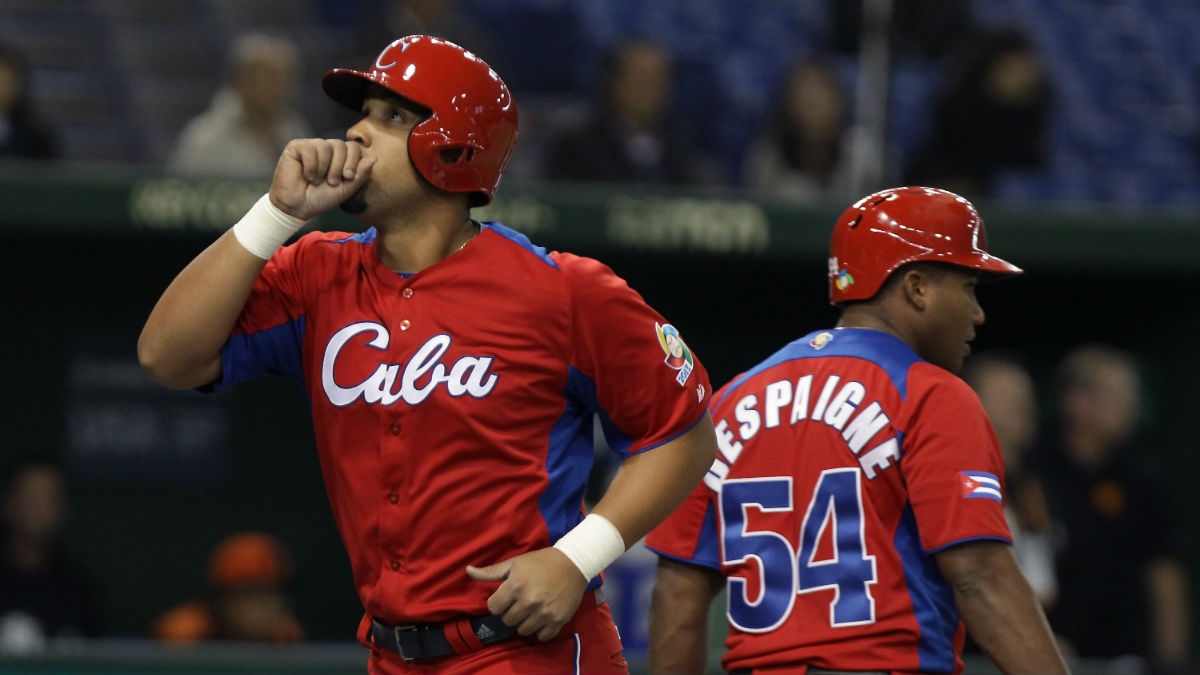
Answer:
373;213;477;273
836;304;908;342
838;295;935;360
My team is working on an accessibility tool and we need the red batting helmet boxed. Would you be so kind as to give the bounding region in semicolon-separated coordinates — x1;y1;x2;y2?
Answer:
322;35;518;206
828;186;1022;305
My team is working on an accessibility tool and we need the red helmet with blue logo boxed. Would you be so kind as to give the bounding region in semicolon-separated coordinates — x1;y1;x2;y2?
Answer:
322;35;518;206
828;186;1022;305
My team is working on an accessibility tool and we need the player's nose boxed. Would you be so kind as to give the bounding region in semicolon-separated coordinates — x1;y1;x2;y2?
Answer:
346;119;370;147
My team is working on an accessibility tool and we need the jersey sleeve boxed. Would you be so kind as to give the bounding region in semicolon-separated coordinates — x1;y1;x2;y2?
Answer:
556;252;711;457
205;234;314;392
898;363;1012;552
645;478;722;570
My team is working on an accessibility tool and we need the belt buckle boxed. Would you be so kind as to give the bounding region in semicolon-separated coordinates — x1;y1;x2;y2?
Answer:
393;624;423;662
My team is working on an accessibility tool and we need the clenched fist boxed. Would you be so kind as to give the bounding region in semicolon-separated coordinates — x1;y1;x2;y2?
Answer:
269;139;376;221
467;547;589;642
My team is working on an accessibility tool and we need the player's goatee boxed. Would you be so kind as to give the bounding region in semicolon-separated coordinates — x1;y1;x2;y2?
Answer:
340;185;368;214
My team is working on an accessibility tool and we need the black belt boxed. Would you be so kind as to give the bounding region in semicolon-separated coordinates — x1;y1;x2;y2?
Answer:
371;614;517;661
370;589;605;662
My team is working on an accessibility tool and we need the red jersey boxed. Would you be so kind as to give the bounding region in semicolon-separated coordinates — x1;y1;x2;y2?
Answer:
645;328;1010;674
208;222;710;624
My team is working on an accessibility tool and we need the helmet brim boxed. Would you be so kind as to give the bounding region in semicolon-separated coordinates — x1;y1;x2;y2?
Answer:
970;254;1024;278
322;68;377;111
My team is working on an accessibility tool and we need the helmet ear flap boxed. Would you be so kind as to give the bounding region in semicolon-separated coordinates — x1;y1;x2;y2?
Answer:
408;120;489;204
439;147;477;164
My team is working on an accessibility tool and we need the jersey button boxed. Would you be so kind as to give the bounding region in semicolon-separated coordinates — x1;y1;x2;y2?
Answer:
402;288;414;299
390;560;401;571
399;319;411;331
387;492;399;504
390;423;401;435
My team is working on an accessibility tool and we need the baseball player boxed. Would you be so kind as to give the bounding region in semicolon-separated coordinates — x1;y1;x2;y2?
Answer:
645;187;1069;674
138;35;718;675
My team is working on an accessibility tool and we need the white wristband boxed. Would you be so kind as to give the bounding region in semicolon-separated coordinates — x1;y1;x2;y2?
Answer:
232;194;308;259
553;513;626;581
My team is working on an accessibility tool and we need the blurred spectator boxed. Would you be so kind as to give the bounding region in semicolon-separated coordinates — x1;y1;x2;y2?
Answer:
904;28;1052;199
151;531;304;643
1029;345;1190;671
831;0;974;61
168;33;312;178
543;37;714;186
0;45;57;160
743;57;855;202
0;456;99;652
962;352;1057;609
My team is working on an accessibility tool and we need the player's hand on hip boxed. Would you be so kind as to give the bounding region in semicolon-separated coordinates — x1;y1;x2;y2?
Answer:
466;547;588;642
269;139;376;221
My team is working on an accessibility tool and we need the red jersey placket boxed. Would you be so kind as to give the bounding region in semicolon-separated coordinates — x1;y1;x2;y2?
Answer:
379;279;419;586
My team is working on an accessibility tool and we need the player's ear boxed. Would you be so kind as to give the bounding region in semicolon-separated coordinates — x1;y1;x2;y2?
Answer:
900;268;931;311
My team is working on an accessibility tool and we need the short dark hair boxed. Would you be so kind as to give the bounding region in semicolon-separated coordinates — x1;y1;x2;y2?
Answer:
842;261;958;308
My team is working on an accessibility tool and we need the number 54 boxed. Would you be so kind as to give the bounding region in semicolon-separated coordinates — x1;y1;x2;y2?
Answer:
719;468;878;632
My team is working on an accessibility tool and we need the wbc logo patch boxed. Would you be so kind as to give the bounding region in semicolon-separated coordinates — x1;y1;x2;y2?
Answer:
959;471;1002;502
655;322;694;386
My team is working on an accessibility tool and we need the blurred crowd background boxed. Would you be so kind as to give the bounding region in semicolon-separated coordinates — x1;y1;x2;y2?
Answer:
3;0;1199;674
2;0;1198;203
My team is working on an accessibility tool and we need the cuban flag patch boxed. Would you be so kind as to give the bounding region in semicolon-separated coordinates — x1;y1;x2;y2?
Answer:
959;471;1002;502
